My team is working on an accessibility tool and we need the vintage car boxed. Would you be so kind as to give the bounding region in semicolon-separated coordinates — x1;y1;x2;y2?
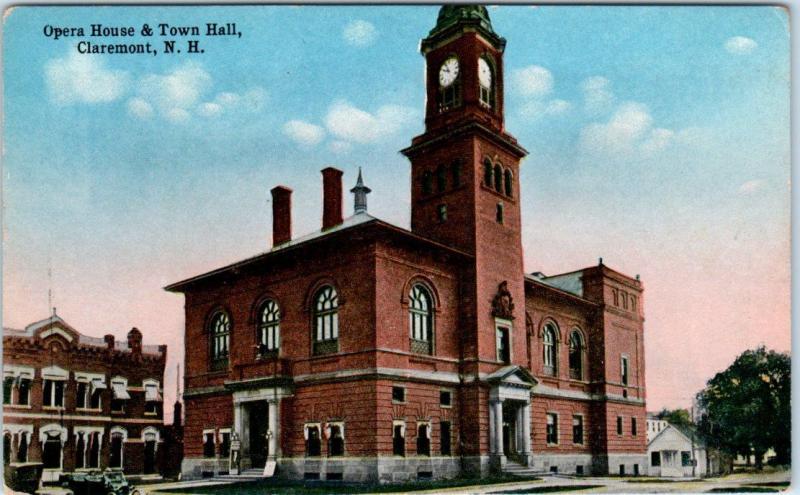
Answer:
59;469;138;495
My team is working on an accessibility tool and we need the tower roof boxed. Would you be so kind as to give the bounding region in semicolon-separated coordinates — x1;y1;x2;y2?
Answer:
422;4;505;52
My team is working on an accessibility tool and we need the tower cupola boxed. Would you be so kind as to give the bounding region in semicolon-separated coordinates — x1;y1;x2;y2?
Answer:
350;167;371;214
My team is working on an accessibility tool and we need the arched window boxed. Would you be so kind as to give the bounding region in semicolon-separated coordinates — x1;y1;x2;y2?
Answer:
258;300;280;357
451;161;461;188
422;171;433;195
478;57;495;108
504;169;513;197
543;323;558;376
436;165;447;193
17;432;28;463
493;164;503;192
3;433;10;466
209;311;230;369
409;284;434;355
483;159;493;187
569;330;584;380
313;286;339;355
416;424;431;456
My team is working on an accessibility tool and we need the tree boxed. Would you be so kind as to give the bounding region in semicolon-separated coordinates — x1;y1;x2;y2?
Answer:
695;346;790;468
656;408;693;428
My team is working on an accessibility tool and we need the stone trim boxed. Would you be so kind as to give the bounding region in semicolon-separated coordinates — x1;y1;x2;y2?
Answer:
4;411;163;423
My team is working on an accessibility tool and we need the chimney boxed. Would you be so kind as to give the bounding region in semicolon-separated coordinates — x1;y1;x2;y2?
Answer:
127;327;142;355
271;186;293;246
322;167;344;229
104;334;115;350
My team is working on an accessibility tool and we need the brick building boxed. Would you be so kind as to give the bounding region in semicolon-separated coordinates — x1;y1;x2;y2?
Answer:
167;5;647;482
2;313;167;482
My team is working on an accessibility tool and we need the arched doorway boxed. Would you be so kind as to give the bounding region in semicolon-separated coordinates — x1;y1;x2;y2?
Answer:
142;429;158;474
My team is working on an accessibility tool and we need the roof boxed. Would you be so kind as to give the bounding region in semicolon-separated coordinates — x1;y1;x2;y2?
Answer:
422;4;505;51
524;273;598;306
165;212;472;292
648;422;707;449
3;314;164;357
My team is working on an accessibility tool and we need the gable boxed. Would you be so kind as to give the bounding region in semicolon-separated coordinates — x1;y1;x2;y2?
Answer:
648;425;692;450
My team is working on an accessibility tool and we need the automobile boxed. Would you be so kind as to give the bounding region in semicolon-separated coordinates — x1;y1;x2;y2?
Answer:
59;469;138;495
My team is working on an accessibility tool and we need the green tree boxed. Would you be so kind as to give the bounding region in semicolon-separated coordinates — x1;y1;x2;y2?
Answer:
656;408;693;428
696;346;790;468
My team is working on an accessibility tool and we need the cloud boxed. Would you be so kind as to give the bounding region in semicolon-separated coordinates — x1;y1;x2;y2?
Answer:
580;102;677;157
343;20;377;47
511;65;553;97
127;98;153;119
520;98;572;119
329;140;352;154
739;179;766;195
129;62;266;122
44;50;128;104
725;36;757;54
283;120;326;146
324;100;417;144
581;76;614;113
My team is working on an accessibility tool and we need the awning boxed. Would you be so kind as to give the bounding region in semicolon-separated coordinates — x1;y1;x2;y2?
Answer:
145;386;162;402
91;378;107;393
111;382;130;400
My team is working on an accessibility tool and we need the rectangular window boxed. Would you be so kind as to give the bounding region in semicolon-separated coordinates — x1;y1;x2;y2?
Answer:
393;424;405;456
550;466;558;473
619;464;625;475
17;379;30;405
416;424;431;456
621;356;629;386
305;425;321;456
328;424;344;457
572;415;584;445
631;417;638;436
617;416;623;435
651;451;661;467
145;402;159;415
634;464;640;476
111;399;125;413
220;431;231;457
439;390;452;407
77;382;89;408
437;204;447;222
576;465;584;476
392;386;405;403
43;380;64;408
440;421;451;456
496;203;504;224
546;413;558;445
496;326;510;364
203;432;215;458
3;377;13;404
681;451;692;466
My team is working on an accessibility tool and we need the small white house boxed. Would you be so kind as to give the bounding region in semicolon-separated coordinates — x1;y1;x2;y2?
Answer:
646;421;722;477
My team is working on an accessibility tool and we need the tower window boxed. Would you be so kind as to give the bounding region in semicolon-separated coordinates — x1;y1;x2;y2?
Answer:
617;416;623;435
451;161;461;187
436;165;447;192
313;286;339;355
483;159;493;187
496;203;504;224
437;204;447;222
621;356;629;385
504;169;513;197
422;171;433;195
439;390;452;407
493;164;503;192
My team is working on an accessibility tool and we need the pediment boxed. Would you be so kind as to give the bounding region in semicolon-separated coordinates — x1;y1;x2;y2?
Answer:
485;365;538;387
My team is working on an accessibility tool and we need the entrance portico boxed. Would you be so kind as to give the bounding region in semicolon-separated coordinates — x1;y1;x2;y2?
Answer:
231;385;292;470
486;366;536;471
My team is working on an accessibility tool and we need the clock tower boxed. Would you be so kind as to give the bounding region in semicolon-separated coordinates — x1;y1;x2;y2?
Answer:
402;6;528;374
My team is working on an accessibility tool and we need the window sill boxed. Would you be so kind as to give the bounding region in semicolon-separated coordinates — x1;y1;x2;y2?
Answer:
43;406;65;411
546;443;559;447
5;404;32;409
76;407;102;413
439;404;452;409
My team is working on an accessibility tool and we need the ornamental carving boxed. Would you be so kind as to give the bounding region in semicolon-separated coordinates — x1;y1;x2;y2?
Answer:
491;281;515;319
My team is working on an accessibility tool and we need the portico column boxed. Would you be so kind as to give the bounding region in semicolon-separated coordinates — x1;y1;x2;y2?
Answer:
267;400;279;460
492;399;504;456
489;401;497;454
522;402;532;464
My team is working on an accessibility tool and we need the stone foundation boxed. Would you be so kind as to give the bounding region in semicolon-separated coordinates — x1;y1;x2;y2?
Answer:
529;453;594;475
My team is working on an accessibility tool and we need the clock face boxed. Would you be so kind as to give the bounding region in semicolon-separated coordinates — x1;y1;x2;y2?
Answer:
439;57;460;87
479;58;492;88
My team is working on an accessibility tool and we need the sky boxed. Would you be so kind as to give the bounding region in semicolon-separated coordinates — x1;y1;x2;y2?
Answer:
2;5;790;419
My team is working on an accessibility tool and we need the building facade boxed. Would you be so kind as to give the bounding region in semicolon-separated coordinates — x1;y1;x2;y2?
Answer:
168;6;647;482
2;314;167;482
646;420;726;478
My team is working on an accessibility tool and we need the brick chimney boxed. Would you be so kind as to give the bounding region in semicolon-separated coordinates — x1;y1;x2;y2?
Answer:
322;167;344;230
104;334;115;350
271;186;293;246
127;327;142;355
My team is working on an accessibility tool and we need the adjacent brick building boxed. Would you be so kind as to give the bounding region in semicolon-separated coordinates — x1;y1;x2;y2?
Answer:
167;5;647;482
2;313;167;482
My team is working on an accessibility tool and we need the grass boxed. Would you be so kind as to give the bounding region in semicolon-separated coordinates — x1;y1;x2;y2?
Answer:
626;478;705;483
744;482;791;488
154;474;542;495
706;488;781;493
488;485;602;494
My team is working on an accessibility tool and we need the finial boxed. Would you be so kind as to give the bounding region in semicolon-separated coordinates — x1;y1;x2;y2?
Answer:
350;167;372;214
52;306;57;316
598;257;603;266
636;274;640;281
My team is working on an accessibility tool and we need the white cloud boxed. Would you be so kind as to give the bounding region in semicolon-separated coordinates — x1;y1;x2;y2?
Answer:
580;102;679;157
581;76;614;113
197;102;223;117
520;98;572;119
512;65;553;97
343;20;377;47
127;98;153;119
725;36;757;54
739;179;766;194
329;140;352;154
324;100;417;144
44;50;128;104
165;107;190;124
283;120;326;146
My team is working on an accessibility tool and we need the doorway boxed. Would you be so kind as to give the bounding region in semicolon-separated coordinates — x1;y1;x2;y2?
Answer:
144;434;157;474
248;401;269;468
502;404;518;458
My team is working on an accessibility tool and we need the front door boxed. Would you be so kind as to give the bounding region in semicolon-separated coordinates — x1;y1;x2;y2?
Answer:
248;401;269;468
502;404;517;458
143;440;156;474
